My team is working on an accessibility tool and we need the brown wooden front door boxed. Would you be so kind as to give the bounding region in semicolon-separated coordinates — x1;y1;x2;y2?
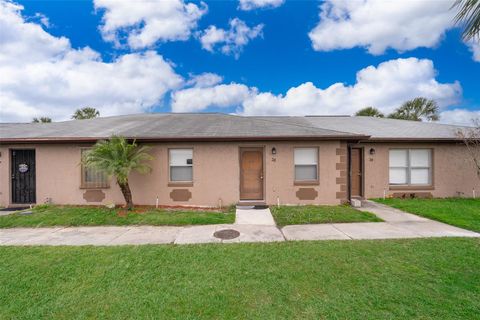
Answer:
350;148;363;197
240;148;264;200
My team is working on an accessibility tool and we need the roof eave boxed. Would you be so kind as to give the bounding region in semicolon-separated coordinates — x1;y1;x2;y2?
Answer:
0;135;370;144
361;137;464;143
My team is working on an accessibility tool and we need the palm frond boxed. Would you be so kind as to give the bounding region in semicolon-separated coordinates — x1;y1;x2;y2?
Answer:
453;0;480;41
83;136;153;185
388;97;439;122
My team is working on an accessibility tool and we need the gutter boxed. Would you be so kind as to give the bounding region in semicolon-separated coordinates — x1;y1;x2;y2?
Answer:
0;135;371;144
360;137;465;143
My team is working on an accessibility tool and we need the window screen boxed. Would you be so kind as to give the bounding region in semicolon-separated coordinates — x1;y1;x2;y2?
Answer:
169;149;193;182
294;148;318;181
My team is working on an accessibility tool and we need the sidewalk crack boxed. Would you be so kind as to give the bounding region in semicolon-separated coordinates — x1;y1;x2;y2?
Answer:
330;224;353;240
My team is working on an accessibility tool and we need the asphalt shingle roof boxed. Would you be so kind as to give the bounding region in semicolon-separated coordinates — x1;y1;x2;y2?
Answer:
0;113;468;142
302;116;467;140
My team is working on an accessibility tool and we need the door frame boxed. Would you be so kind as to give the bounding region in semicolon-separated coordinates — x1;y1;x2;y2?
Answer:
348;146;364;199
10;148;37;205
238;146;265;201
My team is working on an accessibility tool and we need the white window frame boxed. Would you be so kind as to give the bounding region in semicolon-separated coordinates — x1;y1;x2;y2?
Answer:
294;147;319;182
169;148;193;183
389;149;432;186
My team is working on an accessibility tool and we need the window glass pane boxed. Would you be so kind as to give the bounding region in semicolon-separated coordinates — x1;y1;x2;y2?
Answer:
411;168;430;184
171;166;193;181
389;168;407;184
410;149;430;167
170;149;193;166
294;148;317;165
81;149;108;187
295;165;317;181
85;169;97;183
389;149;408;167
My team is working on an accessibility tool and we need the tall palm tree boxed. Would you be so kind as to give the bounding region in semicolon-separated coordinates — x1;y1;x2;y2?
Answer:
453;0;480;41
72;107;100;120
83;136;153;209
388;97;440;122
355;106;385;118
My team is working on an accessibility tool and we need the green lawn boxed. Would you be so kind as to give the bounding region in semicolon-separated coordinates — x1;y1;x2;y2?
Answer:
271;205;382;226
375;198;480;232
0;205;235;228
0;238;479;319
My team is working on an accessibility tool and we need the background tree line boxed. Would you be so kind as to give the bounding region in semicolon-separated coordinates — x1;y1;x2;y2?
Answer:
33;107;100;123
355;97;439;122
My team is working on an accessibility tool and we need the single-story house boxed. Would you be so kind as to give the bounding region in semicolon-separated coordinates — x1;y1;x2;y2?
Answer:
0;113;478;208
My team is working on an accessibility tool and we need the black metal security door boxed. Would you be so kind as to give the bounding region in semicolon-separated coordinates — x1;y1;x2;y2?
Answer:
11;150;36;204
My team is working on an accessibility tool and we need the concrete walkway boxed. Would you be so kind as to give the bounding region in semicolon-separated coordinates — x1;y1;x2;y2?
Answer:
235;207;276;225
0;201;478;246
0;224;285;246
282;201;479;240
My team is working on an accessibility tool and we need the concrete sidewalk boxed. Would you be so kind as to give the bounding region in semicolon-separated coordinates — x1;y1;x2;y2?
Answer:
0;224;285;246
0;201;478;245
282;201;480;241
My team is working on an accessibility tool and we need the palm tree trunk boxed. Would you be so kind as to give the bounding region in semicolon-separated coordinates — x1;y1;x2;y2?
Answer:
118;179;134;210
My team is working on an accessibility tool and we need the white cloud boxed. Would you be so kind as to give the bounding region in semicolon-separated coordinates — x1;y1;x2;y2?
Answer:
238;0;284;11
0;1;183;123
242;58;461;115
467;40;480;62
32;12;50;28
309;0;455;55
171;83;255;112
199;18;263;58
440;109;480;126
186;73;223;88
94;0;207;49
170;58;462;117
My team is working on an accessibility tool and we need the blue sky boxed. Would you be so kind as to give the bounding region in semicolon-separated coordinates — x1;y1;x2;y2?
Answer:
1;0;480;124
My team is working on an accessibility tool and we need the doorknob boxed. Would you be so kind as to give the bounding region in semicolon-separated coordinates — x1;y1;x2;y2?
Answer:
260;175;263;180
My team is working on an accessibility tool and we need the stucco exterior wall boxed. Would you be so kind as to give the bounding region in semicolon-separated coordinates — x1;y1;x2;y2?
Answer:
0;141;344;207
359;142;480;199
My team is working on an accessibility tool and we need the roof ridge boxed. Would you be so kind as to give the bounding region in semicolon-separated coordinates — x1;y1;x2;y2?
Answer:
354;116;473;129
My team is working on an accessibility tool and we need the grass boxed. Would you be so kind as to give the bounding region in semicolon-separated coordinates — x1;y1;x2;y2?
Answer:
271;205;382;226
0;238;479;319
0;205;235;228
375;198;480;232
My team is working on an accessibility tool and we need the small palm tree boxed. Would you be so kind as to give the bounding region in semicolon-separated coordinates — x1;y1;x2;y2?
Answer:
453;0;480;41
355;107;384;118
72;107;100;120
83;136;153;209
32;117;52;123
388;97;439;122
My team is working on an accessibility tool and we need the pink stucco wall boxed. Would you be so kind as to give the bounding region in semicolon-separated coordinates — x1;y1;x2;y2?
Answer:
2;141;478;208
359;142;480;198
0;141;344;207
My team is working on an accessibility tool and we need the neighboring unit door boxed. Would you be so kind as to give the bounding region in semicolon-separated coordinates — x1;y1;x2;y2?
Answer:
240;148;264;200
11;149;36;204
350;148;363;198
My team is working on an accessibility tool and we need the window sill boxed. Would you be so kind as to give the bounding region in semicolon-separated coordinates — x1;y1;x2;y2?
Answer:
294;181;319;186
389;185;434;191
168;182;193;187
80;186;110;190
